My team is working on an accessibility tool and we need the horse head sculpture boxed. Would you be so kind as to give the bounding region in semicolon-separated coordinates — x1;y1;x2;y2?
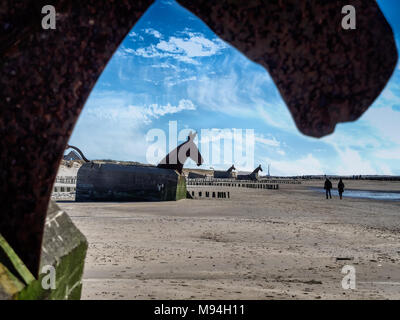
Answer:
227;165;236;173
65;145;90;163
157;132;204;174
253;165;263;174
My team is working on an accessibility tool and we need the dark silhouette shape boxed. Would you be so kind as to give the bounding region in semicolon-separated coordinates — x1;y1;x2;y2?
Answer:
63;150;81;161
338;178;345;200
252;165;263;175
237;165;263;180
188;172;206;179
214;164;236;179
324;178;333;199
65;145;90;163
157;132;203;174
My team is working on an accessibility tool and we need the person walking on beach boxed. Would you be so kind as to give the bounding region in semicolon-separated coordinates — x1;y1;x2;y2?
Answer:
324;177;332;199
338;178;345;200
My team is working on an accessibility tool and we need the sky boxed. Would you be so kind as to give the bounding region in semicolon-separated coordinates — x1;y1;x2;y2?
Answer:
69;0;400;176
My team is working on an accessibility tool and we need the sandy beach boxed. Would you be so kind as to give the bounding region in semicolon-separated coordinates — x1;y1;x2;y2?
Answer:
58;180;400;300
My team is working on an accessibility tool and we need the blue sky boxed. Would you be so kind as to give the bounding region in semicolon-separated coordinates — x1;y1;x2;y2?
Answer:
69;0;400;176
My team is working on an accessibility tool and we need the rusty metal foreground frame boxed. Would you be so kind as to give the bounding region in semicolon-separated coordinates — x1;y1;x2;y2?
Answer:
0;0;397;276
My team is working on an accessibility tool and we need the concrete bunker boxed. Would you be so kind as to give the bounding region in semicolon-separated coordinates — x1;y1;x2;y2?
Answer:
213;165;237;179
76;163;187;202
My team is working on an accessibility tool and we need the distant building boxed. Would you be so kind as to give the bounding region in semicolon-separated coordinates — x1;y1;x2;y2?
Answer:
63;150;82;161
188;172;206;179
213;165;236;179
237;165;263;181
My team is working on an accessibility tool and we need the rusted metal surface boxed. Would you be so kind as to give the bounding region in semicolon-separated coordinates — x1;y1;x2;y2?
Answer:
0;0;153;276
178;0;398;137
0;0;397;277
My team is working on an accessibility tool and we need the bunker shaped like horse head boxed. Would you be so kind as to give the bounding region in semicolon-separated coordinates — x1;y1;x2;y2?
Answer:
75;134;203;203
157;131;204;174
213;164;237;179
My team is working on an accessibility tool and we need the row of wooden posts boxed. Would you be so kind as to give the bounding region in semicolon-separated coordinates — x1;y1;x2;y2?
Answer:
189;190;230;199
187;179;280;190
187;178;300;185
55;176;77;184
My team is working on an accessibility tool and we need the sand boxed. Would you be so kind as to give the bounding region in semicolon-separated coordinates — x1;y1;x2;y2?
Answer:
57;180;400;300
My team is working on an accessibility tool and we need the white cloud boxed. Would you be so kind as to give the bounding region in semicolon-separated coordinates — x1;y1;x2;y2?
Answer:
334;148;393;175
147;99;196;118
199;129;235;144
69;91;197;162
131;31;227;64
322;105;400;168
254;134;287;158
266;154;325;176
185;53;297;133
87;96;196;125
375;148;400;160
254;100;296;132
277;149;286;156
255;134;280;147
156;34;226;58
188;69;257;117
128;31;144;42
69;92;146;161
165;76;197;87
336;148;375;175
361;106;400;145
150;62;184;72
317;92;400;175
144;28;162;38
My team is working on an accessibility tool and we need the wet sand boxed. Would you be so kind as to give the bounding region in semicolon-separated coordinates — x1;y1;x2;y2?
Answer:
58;180;400;299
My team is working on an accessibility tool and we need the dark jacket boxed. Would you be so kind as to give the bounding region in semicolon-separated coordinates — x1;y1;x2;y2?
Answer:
338;181;345;192
324;179;332;190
